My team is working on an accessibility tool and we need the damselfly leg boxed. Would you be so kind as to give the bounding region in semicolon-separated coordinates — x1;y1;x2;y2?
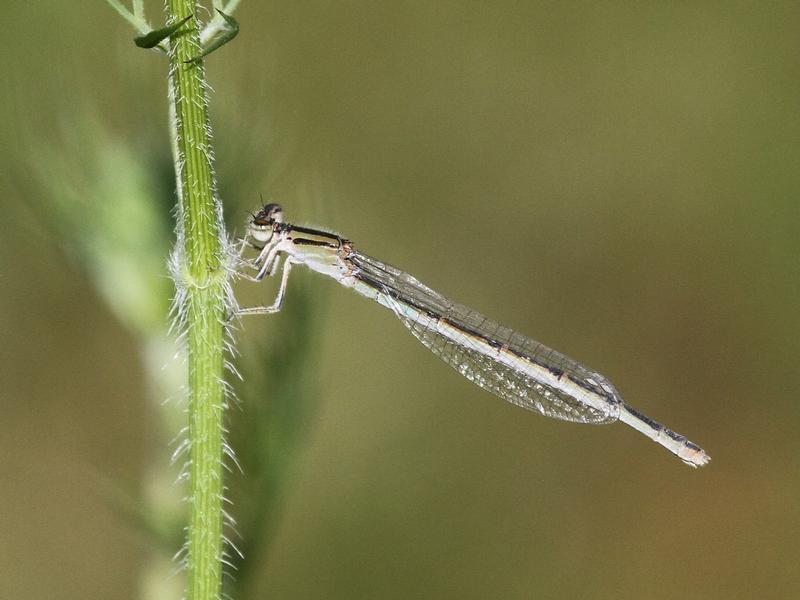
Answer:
236;256;296;316
234;234;295;315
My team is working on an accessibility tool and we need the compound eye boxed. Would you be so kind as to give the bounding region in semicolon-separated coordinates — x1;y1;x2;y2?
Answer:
252;203;284;226
264;203;284;223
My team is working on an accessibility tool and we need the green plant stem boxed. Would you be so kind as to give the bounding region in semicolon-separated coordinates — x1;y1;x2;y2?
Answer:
165;3;228;599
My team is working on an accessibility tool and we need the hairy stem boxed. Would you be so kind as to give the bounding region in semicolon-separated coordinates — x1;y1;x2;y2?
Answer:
165;2;228;599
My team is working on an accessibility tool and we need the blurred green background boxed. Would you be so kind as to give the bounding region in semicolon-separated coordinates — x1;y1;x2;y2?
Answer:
1;2;798;599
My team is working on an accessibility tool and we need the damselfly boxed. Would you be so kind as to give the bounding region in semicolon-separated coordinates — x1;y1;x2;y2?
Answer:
237;204;710;467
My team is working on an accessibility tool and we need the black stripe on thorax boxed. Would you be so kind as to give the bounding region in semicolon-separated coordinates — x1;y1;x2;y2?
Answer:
292;237;338;248
281;224;342;249
286;224;342;239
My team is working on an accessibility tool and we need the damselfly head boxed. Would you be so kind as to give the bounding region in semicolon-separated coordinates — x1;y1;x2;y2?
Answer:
249;203;284;243
253;203;283;226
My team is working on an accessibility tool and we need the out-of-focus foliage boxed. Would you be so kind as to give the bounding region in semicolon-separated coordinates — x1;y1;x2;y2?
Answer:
25;112;173;334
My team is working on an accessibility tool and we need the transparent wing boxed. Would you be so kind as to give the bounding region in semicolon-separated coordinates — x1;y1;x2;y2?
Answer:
350;252;622;424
